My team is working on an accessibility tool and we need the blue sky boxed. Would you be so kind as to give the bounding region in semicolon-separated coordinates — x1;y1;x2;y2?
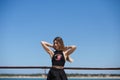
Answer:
0;0;120;74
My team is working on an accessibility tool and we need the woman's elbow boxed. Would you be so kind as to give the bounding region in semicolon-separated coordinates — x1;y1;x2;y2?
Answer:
41;41;45;45
72;45;77;50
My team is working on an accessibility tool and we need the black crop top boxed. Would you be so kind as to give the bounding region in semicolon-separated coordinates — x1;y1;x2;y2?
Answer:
52;50;65;66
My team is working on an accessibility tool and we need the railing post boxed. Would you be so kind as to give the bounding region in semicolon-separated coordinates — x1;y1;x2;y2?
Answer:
44;68;47;79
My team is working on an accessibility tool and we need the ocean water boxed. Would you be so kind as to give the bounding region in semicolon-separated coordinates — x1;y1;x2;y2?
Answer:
0;78;120;80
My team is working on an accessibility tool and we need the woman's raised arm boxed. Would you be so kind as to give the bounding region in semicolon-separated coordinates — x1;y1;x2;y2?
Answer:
41;41;54;58
64;45;76;56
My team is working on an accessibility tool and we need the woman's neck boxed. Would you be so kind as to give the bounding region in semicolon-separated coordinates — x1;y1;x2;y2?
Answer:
55;50;63;52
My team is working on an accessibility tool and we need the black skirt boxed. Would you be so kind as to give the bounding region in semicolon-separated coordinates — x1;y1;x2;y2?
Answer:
47;68;68;80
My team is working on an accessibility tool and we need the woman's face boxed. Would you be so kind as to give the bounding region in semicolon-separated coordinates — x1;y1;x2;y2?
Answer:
53;40;61;50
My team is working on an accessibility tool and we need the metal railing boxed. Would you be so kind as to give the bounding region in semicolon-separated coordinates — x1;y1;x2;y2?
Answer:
0;66;120;70
0;66;120;79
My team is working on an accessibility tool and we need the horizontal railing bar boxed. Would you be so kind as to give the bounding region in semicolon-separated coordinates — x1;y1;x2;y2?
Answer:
0;66;120;70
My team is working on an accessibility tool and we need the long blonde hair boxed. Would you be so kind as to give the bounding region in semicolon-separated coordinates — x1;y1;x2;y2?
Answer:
53;37;65;51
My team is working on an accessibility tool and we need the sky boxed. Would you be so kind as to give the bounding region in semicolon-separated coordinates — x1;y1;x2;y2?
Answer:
0;0;120;74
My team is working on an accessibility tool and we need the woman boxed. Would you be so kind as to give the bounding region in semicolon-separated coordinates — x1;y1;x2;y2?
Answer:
41;37;76;80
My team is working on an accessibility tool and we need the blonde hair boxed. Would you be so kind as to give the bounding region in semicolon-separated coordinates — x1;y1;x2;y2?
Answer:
53;37;65;51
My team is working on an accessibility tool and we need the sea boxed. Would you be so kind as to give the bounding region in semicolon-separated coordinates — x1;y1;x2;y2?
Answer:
0;78;120;80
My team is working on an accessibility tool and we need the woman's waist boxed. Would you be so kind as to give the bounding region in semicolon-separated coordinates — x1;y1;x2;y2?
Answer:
52;65;64;69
